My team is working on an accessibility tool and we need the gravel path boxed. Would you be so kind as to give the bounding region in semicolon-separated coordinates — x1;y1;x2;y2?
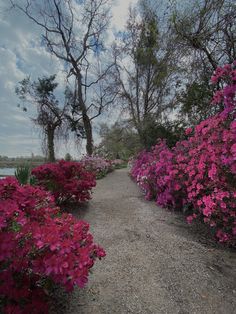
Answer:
53;168;236;314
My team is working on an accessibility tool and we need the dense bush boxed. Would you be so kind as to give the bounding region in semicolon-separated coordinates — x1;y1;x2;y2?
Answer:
131;62;236;246
0;177;105;313
32;160;96;205
80;155;114;179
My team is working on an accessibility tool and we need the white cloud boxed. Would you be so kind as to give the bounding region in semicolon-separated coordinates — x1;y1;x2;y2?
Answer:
112;0;138;29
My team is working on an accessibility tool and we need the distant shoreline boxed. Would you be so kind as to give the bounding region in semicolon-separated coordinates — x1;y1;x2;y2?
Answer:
0;161;44;168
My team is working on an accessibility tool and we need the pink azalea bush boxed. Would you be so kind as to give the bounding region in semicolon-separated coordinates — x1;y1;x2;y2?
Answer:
0;177;105;313
131;61;236;246
32;160;96;205
80;155;113;179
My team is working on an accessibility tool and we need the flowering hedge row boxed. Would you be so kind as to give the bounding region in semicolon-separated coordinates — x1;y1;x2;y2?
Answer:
80;155;114;179
0;177;105;313
131;62;236;246
32;160;96;205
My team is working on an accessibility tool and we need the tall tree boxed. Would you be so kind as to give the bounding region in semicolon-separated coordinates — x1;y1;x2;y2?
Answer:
16;75;66;162
11;0;114;155
111;5;177;147
172;0;236;72
169;0;236;126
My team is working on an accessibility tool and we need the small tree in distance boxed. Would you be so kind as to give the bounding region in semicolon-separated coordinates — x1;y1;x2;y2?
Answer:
65;153;72;161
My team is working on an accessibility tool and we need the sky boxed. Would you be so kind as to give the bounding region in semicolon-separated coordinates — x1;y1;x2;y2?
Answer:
0;0;138;158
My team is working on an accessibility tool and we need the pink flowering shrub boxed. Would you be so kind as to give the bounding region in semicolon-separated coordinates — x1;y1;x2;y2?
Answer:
131;148;163;201
31;160;96;205
80;155;113;179
131;61;236;246
0;177;105;313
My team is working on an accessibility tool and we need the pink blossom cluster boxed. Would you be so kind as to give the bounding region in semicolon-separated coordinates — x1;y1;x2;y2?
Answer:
111;159;125;167
0;177;105;313
131;62;236;246
80;155;113;179
211;60;236;114
32;160;96;204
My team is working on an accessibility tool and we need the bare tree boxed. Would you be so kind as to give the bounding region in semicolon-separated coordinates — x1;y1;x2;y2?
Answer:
11;0;114;155
16;75;67;162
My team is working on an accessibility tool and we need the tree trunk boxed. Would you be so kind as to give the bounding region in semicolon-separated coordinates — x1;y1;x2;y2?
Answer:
140;132;148;149
47;127;56;162
83;113;93;155
136;125;147;149
76;73;94;155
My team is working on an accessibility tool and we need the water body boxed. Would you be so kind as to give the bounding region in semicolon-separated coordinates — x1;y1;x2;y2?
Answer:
0;168;16;178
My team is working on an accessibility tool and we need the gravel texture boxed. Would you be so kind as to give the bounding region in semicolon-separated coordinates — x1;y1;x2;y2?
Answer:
51;168;236;314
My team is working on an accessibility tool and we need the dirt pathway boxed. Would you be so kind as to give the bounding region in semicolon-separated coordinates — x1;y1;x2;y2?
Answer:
54;169;236;314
